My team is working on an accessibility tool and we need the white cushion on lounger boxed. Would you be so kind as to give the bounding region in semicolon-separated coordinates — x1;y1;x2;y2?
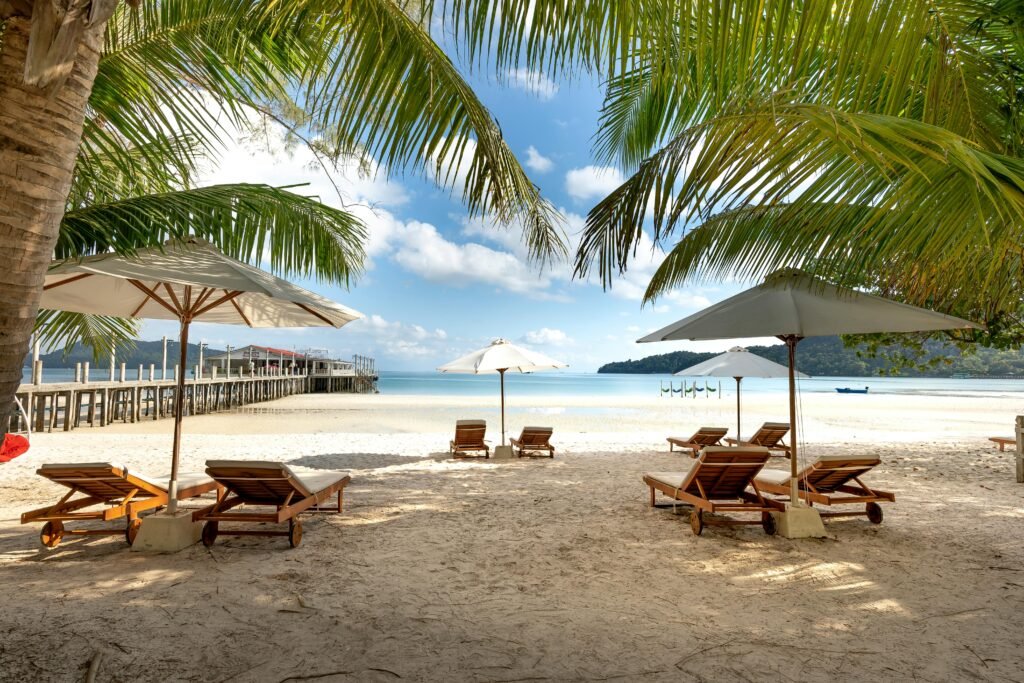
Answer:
290;470;349;496
205;460;347;498
755;469;791;485
40;461;127;471
645;461;700;489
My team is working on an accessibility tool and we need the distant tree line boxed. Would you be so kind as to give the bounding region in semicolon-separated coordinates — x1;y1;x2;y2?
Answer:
598;336;1024;377
27;341;224;371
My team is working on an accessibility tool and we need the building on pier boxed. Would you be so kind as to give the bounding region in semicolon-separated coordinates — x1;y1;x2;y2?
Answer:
203;346;377;393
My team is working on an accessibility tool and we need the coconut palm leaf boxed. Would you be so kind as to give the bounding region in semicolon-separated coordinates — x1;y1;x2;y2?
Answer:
47;183;365;357
57;183;366;285
85;0;569;263
88;0;303;173
593;0;1010;172
304;0;568;262
576;1;1024;320
33;310;140;363
70;131;206;208
578;103;1024;290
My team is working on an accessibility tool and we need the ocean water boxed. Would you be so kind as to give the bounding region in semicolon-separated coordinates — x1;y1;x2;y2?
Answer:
21;368;1024;399
376;371;1024;399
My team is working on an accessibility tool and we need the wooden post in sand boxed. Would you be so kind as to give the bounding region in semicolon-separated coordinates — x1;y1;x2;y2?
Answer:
1015;416;1024;483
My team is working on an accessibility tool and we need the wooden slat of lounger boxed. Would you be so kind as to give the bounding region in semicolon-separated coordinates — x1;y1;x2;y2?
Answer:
692;428;728;445
518;430;552;447
685;450;769;498
38;466;161;501
751;428;789;447
453;426;487;449
804;460;881;491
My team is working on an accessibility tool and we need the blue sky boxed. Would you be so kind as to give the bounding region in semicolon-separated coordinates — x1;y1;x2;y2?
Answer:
141;67;778;371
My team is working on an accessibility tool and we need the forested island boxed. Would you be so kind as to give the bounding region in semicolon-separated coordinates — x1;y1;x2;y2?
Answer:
597;336;1024;377
26;341;224;370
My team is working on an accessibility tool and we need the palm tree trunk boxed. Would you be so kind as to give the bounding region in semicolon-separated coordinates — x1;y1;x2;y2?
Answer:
0;16;105;411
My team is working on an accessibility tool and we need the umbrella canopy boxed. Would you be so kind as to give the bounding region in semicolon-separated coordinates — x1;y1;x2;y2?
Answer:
641;269;980;503
41;239;362;511
438;339;567;445
41;239;360;328
676;347;807;440
639;269;978;342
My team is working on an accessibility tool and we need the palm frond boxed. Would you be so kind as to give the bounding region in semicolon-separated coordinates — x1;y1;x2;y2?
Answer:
591;0;1016;174
33;310;140;363
58;184;366;285
70;132;206;208
576;103;1024;297
87;0;307;178
304;0;568;263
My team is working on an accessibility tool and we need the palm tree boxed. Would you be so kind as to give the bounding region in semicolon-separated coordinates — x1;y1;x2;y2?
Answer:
0;0;581;408
575;1;1024;344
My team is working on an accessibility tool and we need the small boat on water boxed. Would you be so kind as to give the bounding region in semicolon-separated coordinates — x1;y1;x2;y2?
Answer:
836;387;869;394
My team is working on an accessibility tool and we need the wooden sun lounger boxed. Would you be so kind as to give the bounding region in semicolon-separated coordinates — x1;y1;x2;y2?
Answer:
725;422;792;457
989;436;1015;452
450;419;489;458
510;426;555;458
643;447;781;536
195;461;351;548
21;462;220;547
754;456;895;524
667;427;729;456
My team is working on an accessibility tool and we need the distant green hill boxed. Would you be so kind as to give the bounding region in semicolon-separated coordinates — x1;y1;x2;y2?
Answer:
28;340;224;370
597;336;1024;377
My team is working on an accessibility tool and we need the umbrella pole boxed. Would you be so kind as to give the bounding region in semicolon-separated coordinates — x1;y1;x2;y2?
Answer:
786;335;802;506
734;377;742;441
167;318;190;514
499;368;506;446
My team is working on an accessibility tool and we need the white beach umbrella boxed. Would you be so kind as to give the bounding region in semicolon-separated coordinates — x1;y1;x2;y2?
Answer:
676;347;807;441
41;238;362;511
640;269;980;503
438;339;567;445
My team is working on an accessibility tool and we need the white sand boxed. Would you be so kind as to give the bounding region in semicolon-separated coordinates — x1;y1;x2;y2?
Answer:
1;390;1023;681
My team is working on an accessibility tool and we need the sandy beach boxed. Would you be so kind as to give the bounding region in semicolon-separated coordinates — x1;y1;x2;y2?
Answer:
1;390;1023;681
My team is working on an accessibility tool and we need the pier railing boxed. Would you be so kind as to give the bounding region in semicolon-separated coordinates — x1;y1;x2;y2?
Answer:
8;353;377;435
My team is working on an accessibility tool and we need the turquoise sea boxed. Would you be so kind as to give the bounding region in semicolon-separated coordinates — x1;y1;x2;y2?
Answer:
376;371;1024;399
21;368;1024;399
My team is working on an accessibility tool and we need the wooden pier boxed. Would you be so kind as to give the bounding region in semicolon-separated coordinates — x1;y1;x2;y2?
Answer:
5;358;378;435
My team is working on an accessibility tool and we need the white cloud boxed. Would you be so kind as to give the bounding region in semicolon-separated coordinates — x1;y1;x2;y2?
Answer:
345;314;450;359
522;328;573;346
525;146;554;173
565;165;624;202
506;68;559;100
391;221;562;299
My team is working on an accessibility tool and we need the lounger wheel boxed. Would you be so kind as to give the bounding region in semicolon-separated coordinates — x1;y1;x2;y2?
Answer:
690;511;704;536
40;521;64;548
866;502;884;524
125;519;142;545
761;512;778;536
201;521;219;547
288;519;303;548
